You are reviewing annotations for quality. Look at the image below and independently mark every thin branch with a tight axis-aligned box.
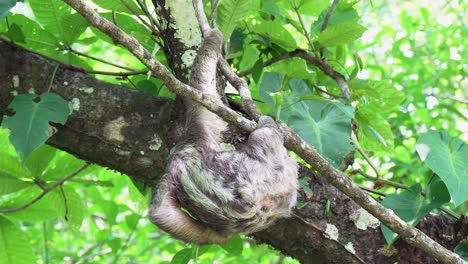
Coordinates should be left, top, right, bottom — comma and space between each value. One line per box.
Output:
311, 84, 342, 98
119, 0, 161, 40
135, 0, 162, 32
60, 1, 465, 263
321, 0, 340, 31
357, 170, 407, 189
238, 49, 350, 99
359, 185, 387, 196
209, 0, 220, 26
291, 0, 317, 53
351, 131, 382, 180
84, 69, 148, 77
0, 163, 90, 213
64, 46, 137, 71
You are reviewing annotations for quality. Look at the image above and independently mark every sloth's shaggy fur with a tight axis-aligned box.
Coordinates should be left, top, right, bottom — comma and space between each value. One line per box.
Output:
149, 29, 299, 244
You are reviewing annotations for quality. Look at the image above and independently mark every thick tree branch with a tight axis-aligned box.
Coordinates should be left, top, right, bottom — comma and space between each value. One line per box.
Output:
56, 1, 464, 263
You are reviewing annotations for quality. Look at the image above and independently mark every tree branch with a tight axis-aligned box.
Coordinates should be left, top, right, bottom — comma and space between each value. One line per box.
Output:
60, 1, 465, 263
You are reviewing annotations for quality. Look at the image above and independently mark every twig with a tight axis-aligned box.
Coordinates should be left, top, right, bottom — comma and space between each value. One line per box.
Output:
135, 0, 162, 32
47, 63, 60, 92
311, 84, 342, 98
291, 0, 317, 53
84, 69, 148, 77
357, 170, 406, 189
321, 0, 340, 31
119, 0, 161, 40
64, 46, 137, 71
0, 163, 90, 213
238, 49, 350, 99
209, 0, 220, 26
351, 131, 382, 180
359, 185, 387, 196
60, 1, 466, 263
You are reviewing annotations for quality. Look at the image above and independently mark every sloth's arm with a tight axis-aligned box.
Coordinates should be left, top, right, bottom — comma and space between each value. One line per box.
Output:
148, 177, 230, 244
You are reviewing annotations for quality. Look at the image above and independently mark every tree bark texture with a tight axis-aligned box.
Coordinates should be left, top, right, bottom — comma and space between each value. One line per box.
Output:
1, 39, 467, 264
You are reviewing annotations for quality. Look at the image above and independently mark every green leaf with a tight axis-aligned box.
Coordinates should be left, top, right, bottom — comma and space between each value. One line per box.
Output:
253, 20, 297, 51
288, 100, 354, 168
311, 7, 359, 33
0, 216, 37, 264
27, 1, 88, 44
171, 248, 192, 264
317, 22, 366, 47
0, 155, 31, 179
221, 235, 243, 255
265, 57, 314, 79
356, 107, 394, 154
41, 154, 87, 181
351, 79, 405, 112
0, 14, 59, 51
297, 0, 329, 16
259, 72, 284, 107
454, 242, 468, 261
0, 175, 32, 195
381, 180, 450, 245
216, 0, 252, 40
24, 145, 56, 178
0, 0, 16, 21
58, 13, 89, 43
299, 178, 313, 195
1, 93, 71, 160
91, 0, 144, 15
416, 131, 468, 206
60, 186, 84, 232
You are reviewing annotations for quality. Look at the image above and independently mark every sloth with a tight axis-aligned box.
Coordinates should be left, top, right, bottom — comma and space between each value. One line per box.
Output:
149, 29, 299, 244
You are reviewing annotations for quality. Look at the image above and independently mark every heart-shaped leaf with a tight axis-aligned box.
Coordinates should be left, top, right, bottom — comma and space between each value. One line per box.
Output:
2, 93, 71, 159
416, 131, 468, 206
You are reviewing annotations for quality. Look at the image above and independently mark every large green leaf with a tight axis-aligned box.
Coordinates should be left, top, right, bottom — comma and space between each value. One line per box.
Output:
0, 14, 59, 50
253, 20, 297, 51
416, 131, 468, 206
317, 22, 366, 47
259, 72, 284, 107
24, 145, 56, 178
356, 106, 394, 154
91, 0, 143, 15
0, 175, 32, 195
288, 100, 354, 168
59, 186, 84, 232
216, 0, 252, 40
0, 216, 37, 264
1, 93, 71, 160
28, 0, 88, 44
0, 155, 31, 179
258, 76, 354, 167
381, 179, 450, 245
351, 79, 405, 112
0, 0, 16, 21
455, 242, 468, 261
221, 235, 243, 255
171, 248, 192, 264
